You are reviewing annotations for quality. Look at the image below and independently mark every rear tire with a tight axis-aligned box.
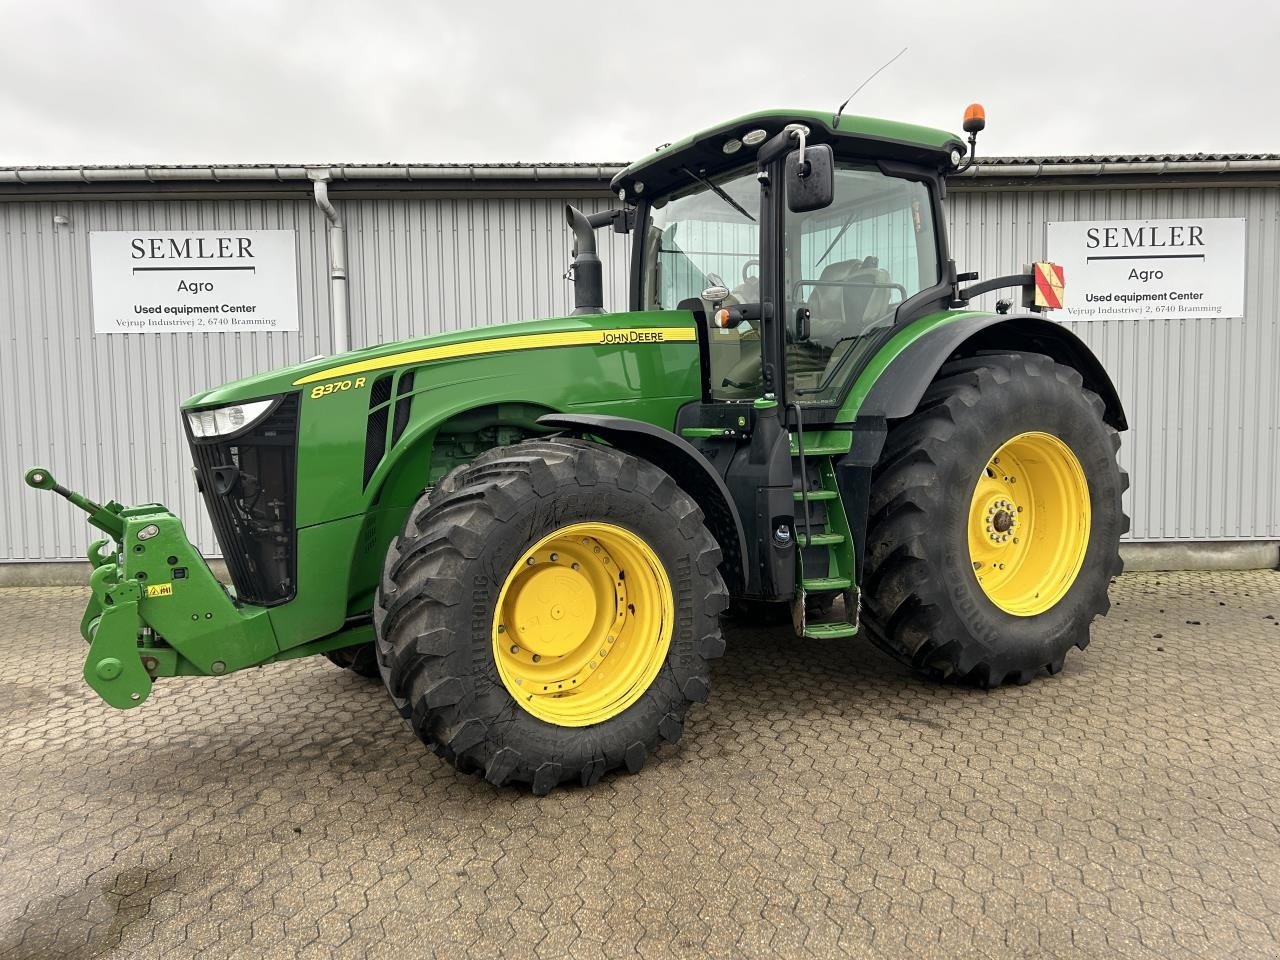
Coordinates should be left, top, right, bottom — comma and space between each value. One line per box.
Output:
862, 352, 1128, 686
374, 438, 727, 793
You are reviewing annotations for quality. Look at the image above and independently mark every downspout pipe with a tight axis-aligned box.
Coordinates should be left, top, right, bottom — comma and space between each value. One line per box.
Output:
308, 170, 350, 354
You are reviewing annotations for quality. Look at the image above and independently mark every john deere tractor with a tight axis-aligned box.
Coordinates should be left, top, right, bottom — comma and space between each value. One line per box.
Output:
28, 106, 1127, 793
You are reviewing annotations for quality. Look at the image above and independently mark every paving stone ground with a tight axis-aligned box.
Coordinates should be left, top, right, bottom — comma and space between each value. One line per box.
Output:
1, 572, 1278, 960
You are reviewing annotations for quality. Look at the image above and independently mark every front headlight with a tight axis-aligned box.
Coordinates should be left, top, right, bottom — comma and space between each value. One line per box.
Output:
186, 398, 275, 439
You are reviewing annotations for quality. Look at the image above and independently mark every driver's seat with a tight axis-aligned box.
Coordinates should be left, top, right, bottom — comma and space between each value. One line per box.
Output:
808, 255, 891, 347
789, 256, 893, 392
814, 260, 895, 385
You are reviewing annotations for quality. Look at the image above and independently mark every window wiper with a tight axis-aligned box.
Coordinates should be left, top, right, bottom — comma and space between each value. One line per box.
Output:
815, 207, 858, 268
680, 166, 756, 223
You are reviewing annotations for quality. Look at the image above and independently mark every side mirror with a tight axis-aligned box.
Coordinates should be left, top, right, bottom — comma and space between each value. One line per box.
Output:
785, 143, 834, 213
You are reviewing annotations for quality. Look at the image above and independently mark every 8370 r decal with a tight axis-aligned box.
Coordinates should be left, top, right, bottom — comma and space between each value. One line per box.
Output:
310, 377, 367, 399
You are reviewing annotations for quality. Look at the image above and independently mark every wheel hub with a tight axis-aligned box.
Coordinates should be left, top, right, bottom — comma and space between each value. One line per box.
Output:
492, 522, 673, 727
509, 565, 598, 658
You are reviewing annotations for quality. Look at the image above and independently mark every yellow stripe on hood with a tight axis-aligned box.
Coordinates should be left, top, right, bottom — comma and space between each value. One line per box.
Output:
293, 326, 697, 386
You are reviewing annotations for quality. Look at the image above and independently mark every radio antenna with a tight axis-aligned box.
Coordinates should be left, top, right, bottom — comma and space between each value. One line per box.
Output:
833, 46, 909, 127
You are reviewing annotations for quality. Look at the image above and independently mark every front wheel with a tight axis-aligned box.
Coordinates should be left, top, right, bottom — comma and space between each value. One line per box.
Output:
374, 438, 727, 793
862, 353, 1128, 686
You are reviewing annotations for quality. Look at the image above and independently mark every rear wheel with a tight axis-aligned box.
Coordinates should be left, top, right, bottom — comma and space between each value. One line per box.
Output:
374, 438, 727, 793
862, 353, 1128, 686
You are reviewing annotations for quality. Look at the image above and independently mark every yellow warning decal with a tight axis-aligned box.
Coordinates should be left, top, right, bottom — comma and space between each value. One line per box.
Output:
145, 583, 173, 598
293, 326, 698, 386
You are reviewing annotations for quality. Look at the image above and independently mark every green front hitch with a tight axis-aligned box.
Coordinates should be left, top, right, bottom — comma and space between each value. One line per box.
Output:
26, 466, 126, 540
25, 464, 283, 709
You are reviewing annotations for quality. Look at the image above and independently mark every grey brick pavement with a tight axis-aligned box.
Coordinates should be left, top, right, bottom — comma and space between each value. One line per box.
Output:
1, 572, 1278, 959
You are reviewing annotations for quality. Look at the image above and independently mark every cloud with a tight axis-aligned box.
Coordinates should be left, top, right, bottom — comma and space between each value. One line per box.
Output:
0, 0, 1271, 165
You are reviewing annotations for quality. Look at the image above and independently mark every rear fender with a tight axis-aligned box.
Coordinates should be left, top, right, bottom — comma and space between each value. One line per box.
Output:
857, 313, 1127, 429
537, 413, 749, 593
837, 312, 1126, 587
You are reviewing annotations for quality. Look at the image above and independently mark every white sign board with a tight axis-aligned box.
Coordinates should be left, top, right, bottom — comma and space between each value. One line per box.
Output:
1046, 218, 1246, 321
90, 230, 300, 333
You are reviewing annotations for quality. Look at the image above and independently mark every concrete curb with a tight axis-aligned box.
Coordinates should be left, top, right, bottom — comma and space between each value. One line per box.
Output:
0, 559, 231, 587
1119, 541, 1280, 573
1, 542, 1275, 586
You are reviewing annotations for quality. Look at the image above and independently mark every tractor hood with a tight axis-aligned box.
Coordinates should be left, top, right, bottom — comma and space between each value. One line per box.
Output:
182, 313, 694, 409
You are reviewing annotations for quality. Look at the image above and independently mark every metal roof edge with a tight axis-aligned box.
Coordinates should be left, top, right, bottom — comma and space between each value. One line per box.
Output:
1, 155, 1278, 187
0, 162, 631, 185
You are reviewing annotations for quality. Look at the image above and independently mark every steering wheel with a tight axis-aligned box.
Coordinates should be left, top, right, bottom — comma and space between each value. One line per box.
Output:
741, 259, 759, 283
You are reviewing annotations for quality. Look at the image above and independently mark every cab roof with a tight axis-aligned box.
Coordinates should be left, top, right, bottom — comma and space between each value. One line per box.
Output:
611, 109, 965, 203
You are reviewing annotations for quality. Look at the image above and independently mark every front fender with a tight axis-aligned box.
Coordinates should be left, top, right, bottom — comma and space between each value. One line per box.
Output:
537, 413, 749, 593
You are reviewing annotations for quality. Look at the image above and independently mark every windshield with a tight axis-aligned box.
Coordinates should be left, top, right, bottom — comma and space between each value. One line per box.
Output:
784, 163, 939, 403
641, 168, 761, 400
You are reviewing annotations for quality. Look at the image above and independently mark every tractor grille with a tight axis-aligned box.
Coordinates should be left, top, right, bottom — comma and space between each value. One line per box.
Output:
187, 393, 300, 606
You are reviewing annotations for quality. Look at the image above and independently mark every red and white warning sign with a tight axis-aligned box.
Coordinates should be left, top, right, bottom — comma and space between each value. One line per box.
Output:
1032, 261, 1065, 310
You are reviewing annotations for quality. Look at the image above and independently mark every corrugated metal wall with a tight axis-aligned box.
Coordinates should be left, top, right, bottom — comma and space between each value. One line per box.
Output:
947, 185, 1280, 542
0, 193, 625, 561
1, 182, 1276, 561
343, 196, 631, 346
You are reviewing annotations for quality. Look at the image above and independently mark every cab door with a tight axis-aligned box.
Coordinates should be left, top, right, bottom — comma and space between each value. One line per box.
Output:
779, 161, 943, 421
774, 161, 945, 633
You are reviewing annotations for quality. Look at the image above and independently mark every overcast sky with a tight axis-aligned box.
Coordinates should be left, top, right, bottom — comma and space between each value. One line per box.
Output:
0, 0, 1273, 167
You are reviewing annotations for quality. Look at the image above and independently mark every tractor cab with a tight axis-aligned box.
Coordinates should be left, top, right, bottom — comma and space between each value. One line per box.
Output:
615, 109, 966, 421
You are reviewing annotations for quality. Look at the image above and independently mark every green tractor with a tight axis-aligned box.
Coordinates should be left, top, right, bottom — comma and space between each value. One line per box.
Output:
28, 106, 1127, 793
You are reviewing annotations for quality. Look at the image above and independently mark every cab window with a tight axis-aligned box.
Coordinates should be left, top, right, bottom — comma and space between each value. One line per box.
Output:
784, 164, 939, 402
640, 168, 761, 400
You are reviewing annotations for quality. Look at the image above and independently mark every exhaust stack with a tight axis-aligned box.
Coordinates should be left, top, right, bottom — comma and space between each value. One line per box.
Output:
565, 204, 604, 315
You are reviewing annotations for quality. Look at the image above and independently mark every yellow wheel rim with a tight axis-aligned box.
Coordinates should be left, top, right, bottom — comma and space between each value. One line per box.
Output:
967, 431, 1091, 617
491, 522, 673, 727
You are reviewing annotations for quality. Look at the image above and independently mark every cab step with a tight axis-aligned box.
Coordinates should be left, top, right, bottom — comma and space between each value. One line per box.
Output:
799, 531, 845, 547
803, 621, 858, 640
801, 576, 852, 592
793, 489, 838, 502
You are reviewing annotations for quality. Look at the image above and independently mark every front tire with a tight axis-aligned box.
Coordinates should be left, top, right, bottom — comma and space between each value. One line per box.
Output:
862, 353, 1128, 686
374, 438, 727, 793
